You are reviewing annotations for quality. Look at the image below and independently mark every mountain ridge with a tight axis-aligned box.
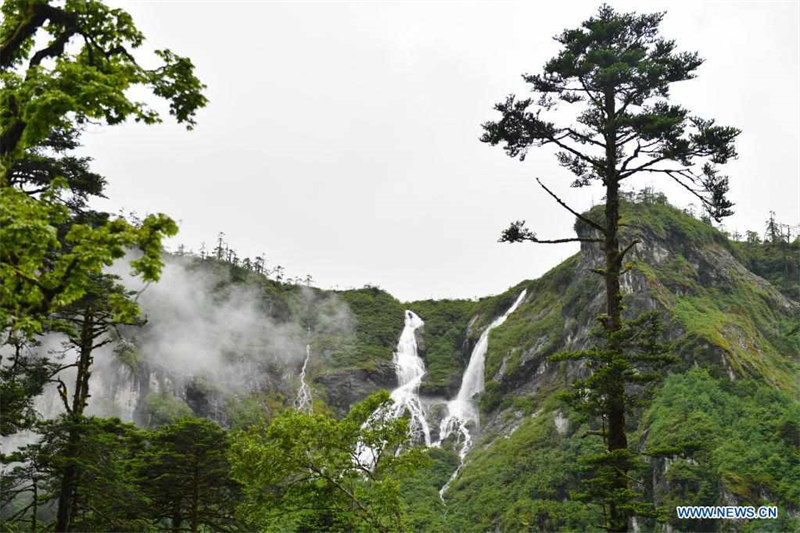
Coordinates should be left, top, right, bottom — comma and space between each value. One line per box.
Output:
36, 198, 798, 531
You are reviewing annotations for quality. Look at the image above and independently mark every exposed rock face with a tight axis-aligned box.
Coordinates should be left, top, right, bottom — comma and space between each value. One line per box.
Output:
477, 204, 798, 426
316, 361, 397, 415
36, 202, 794, 530
438, 203, 799, 530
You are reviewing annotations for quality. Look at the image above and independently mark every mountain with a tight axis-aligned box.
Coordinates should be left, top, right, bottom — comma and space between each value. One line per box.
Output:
45, 199, 799, 531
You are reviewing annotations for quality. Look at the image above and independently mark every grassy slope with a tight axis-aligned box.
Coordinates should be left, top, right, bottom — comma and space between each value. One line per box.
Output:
162, 203, 799, 530
432, 201, 800, 530
406, 298, 477, 395
619, 202, 800, 394
329, 286, 404, 369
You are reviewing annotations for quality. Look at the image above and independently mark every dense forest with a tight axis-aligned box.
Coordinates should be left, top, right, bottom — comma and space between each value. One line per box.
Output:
1, 2, 798, 533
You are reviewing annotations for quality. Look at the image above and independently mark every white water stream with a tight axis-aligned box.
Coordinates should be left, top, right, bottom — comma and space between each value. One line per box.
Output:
356, 310, 431, 468
436, 289, 527, 497
295, 331, 313, 412
389, 310, 432, 445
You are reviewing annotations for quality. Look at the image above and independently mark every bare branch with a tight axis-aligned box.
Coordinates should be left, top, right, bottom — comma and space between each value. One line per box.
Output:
618, 155, 673, 179
565, 127, 605, 148
619, 240, 640, 261
536, 177, 607, 235
546, 133, 601, 169
659, 170, 713, 209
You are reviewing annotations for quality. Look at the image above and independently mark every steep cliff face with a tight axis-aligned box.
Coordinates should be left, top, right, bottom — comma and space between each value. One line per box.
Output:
434, 201, 799, 531
474, 201, 798, 421
76, 200, 797, 530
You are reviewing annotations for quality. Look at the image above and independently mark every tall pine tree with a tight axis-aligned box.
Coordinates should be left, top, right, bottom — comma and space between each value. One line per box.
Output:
482, 5, 739, 531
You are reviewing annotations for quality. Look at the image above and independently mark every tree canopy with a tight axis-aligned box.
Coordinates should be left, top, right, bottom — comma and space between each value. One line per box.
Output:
482, 5, 739, 531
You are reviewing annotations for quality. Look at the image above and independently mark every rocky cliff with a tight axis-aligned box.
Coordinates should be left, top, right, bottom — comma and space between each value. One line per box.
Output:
73, 199, 798, 531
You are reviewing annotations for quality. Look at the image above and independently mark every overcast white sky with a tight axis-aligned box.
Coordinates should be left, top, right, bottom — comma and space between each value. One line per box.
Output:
86, 0, 799, 302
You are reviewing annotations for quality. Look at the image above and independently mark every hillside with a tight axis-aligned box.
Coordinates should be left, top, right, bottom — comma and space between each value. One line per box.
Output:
60, 200, 800, 531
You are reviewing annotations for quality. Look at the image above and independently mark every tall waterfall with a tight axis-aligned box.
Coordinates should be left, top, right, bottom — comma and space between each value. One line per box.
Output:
436, 289, 528, 496
356, 310, 431, 468
295, 330, 313, 412
389, 310, 431, 446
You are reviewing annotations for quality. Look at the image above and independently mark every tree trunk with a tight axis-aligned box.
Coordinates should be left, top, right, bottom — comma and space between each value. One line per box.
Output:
31, 477, 38, 533
54, 430, 79, 532
603, 89, 628, 533
55, 310, 94, 532
171, 504, 182, 533
190, 461, 200, 533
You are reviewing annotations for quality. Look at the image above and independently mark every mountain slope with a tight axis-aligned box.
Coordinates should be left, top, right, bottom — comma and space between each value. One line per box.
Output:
63, 199, 798, 531
422, 200, 799, 531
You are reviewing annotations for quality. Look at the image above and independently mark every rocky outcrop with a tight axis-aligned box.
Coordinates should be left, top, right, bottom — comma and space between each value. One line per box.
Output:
316, 361, 397, 415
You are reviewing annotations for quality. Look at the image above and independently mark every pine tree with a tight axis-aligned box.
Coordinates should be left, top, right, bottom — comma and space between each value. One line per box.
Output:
50, 275, 144, 532
482, 5, 738, 530
137, 418, 240, 532
765, 210, 781, 244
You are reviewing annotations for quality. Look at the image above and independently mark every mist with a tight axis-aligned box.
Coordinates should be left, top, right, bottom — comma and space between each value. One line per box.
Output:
11, 256, 356, 429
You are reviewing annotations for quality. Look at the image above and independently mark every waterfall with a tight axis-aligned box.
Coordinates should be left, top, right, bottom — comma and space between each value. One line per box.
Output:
295, 329, 313, 412
356, 310, 431, 468
436, 289, 527, 497
389, 310, 431, 446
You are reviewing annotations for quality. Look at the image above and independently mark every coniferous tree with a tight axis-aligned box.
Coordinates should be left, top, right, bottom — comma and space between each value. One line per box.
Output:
138, 418, 240, 533
2, 417, 149, 532
482, 5, 738, 530
49, 275, 144, 531
765, 210, 781, 244
230, 391, 427, 532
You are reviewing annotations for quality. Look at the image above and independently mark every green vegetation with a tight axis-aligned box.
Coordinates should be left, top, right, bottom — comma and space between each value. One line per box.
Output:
397, 447, 458, 532
733, 237, 800, 300
445, 407, 605, 531
482, 3, 740, 527
1, 2, 797, 532
482, 255, 595, 387
333, 287, 404, 368
1, 415, 240, 532
145, 393, 193, 427
643, 369, 800, 531
229, 391, 427, 532
613, 201, 800, 393
407, 298, 477, 395
138, 418, 240, 532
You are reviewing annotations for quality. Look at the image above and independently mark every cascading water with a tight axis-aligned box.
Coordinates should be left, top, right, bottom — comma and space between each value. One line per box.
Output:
389, 310, 431, 446
356, 310, 431, 467
294, 330, 313, 412
436, 289, 528, 497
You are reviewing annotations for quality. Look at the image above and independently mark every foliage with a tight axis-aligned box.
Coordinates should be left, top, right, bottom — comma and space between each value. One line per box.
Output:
7, 126, 105, 210
406, 298, 477, 395
397, 446, 458, 532
333, 287, 404, 368
642, 368, 800, 531
549, 312, 675, 522
145, 392, 194, 427
444, 408, 605, 532
0, 334, 59, 436
0, 0, 206, 179
229, 391, 428, 532
0, 0, 205, 330
225, 392, 288, 430
0, 185, 177, 336
733, 236, 800, 301
0, 0, 204, 441
0, 416, 150, 532
1, 416, 241, 532
137, 418, 241, 532
481, 4, 739, 530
